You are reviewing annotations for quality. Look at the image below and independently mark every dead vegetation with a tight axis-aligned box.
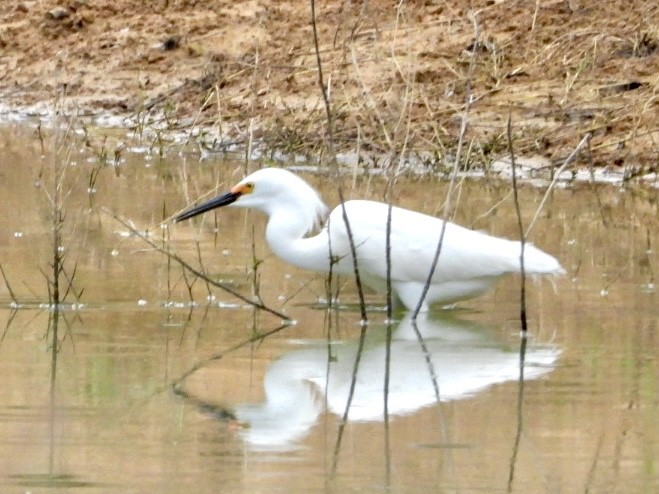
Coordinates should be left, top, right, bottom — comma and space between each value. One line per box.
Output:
0, 0, 657, 173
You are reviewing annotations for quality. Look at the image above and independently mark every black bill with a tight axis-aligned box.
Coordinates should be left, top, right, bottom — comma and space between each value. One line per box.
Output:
175, 191, 240, 222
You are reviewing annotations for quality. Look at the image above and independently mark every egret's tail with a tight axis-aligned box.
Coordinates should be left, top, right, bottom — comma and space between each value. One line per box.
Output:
520, 244, 565, 275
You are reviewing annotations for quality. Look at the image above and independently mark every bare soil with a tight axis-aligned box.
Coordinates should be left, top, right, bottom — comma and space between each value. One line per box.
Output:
1, 0, 657, 174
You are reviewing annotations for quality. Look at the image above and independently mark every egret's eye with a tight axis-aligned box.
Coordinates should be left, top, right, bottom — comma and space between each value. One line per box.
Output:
243, 182, 254, 193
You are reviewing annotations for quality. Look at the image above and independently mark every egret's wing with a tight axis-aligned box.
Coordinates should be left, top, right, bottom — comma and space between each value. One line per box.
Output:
329, 200, 554, 285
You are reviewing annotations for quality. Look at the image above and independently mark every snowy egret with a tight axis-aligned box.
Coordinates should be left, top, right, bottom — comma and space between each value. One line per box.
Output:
175, 168, 564, 311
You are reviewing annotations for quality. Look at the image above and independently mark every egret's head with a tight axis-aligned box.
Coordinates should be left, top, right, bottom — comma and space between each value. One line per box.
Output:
175, 168, 328, 233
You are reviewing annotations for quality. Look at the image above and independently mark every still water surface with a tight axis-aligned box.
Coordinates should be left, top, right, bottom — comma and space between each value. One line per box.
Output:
0, 124, 657, 493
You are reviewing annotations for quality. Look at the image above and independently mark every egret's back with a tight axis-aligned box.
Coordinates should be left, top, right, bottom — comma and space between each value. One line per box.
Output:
326, 200, 563, 295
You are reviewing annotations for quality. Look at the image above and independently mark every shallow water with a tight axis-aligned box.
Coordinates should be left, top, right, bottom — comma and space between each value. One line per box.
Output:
0, 123, 657, 493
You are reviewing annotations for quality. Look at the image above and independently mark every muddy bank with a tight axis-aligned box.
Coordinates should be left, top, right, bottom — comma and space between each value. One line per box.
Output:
1, 0, 658, 179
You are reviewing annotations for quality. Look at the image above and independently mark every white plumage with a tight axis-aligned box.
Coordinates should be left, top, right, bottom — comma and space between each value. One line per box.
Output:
176, 167, 564, 311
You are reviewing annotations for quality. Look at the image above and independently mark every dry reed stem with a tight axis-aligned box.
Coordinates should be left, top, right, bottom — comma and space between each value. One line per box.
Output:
526, 132, 593, 237
0, 264, 19, 306
310, 0, 369, 323
507, 114, 528, 332
410, 11, 482, 321
105, 210, 291, 321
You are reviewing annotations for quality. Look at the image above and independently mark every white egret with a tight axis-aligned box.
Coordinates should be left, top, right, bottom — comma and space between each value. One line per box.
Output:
175, 168, 564, 311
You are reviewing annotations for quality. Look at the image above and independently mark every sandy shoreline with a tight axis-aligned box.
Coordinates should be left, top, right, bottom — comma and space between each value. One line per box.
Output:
1, 0, 657, 185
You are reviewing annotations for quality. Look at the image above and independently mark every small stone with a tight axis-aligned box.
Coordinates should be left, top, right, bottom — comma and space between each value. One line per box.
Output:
46, 6, 70, 20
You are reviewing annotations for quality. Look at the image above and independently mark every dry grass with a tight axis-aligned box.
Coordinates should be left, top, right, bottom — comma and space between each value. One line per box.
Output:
0, 0, 657, 173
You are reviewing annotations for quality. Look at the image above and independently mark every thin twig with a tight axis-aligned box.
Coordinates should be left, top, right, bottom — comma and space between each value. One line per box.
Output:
507, 114, 528, 332
506, 336, 528, 492
332, 324, 369, 473
172, 321, 291, 392
104, 209, 291, 321
526, 133, 592, 237
310, 0, 368, 322
385, 202, 394, 318
411, 12, 481, 320
383, 319, 393, 485
0, 263, 19, 305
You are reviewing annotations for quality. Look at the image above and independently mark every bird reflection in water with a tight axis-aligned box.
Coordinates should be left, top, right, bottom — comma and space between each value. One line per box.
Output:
178, 312, 559, 451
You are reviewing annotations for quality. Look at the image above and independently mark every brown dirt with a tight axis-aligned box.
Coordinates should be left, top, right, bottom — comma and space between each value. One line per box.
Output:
1, 0, 658, 174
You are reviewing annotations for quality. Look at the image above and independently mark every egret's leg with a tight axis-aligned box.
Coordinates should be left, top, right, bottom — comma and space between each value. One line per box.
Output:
393, 282, 431, 312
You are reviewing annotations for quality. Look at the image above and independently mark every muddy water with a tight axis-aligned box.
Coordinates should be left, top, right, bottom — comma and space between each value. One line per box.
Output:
0, 123, 657, 493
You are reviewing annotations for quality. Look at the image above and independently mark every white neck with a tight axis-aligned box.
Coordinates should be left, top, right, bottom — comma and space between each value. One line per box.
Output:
264, 211, 332, 273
